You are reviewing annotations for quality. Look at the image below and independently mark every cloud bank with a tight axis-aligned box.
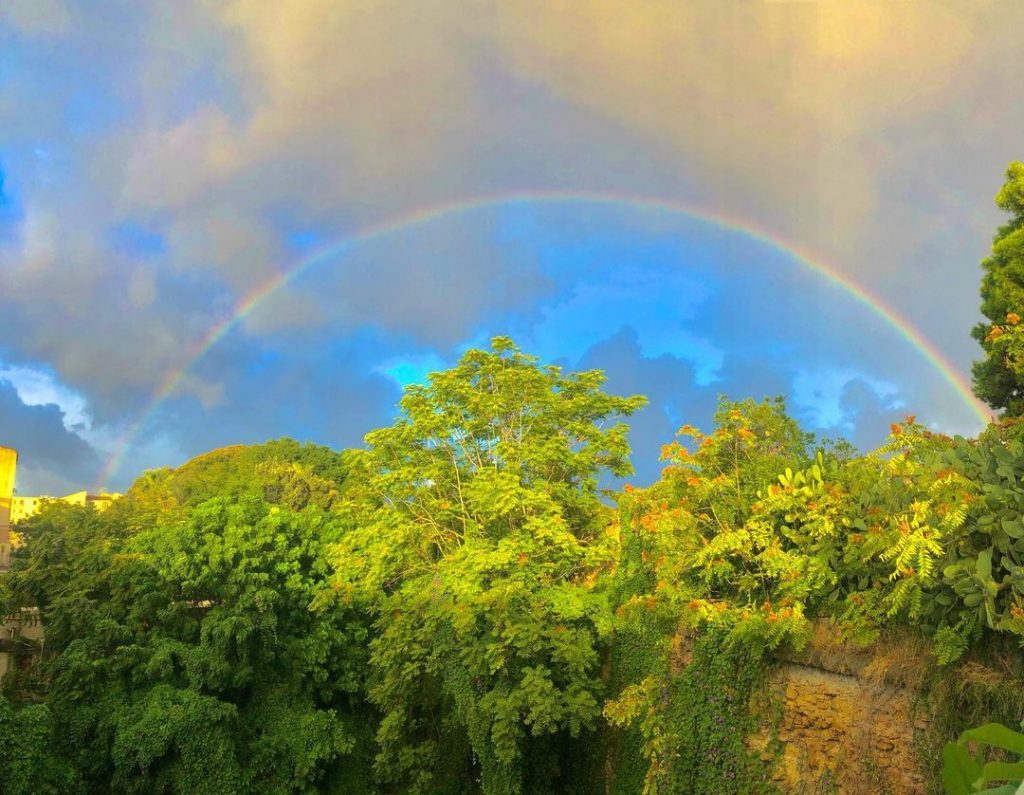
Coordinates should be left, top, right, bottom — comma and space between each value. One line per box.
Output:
0, 0, 1018, 490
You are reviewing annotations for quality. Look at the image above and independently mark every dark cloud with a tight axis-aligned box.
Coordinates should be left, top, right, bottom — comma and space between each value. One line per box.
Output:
823, 378, 912, 453
0, 378, 99, 492
578, 327, 720, 486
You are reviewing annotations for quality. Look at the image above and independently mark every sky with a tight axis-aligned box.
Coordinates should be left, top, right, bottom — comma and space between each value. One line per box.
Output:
1, 0, 1022, 494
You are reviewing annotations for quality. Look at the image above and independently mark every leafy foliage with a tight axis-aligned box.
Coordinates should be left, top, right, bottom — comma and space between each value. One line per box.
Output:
0, 697, 77, 793
973, 161, 1024, 414
3, 441, 368, 793
335, 337, 645, 794
943, 720, 1024, 794
6, 334, 1024, 793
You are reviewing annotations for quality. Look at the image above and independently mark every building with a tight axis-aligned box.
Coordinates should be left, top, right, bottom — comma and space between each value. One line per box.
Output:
0, 446, 15, 572
10, 489, 122, 524
0, 447, 122, 681
0, 446, 38, 680
0, 607, 43, 681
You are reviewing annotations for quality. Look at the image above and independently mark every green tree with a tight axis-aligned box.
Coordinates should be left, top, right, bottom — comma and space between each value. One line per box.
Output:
3, 442, 370, 794
973, 161, 1024, 414
0, 697, 77, 793
336, 337, 645, 795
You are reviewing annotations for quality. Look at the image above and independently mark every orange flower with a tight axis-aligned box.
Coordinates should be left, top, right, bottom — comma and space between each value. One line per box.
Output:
905, 414, 916, 425
1008, 312, 1021, 326
890, 423, 903, 435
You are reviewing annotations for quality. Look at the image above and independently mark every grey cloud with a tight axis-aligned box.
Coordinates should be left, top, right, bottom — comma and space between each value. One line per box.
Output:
577, 327, 721, 486
0, 378, 99, 493
0, 0, 1019, 489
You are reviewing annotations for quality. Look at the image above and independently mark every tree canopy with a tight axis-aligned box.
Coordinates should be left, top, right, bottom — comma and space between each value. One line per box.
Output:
3, 333, 1024, 793
973, 161, 1024, 414
335, 337, 645, 794
2, 441, 369, 794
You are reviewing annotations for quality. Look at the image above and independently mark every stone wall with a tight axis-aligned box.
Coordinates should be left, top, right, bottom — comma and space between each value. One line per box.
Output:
743, 625, 938, 795
751, 661, 931, 794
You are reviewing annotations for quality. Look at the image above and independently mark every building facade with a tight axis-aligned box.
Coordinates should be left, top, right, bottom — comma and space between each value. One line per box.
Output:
1, 447, 123, 680
10, 489, 122, 524
0, 446, 15, 572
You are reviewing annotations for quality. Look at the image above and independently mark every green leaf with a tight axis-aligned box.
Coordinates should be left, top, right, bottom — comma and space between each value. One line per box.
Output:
1003, 520, 1024, 539
978, 549, 994, 581
959, 723, 1024, 756
943, 742, 982, 795
981, 760, 1024, 783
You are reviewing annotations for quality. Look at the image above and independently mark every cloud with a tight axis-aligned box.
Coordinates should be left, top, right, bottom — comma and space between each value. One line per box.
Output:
792, 368, 900, 432
577, 327, 719, 485
0, 0, 1017, 490
0, 363, 91, 430
0, 378, 99, 493
1, 0, 72, 38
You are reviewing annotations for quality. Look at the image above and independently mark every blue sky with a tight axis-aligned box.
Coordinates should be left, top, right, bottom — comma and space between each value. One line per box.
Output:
0, 0, 1020, 493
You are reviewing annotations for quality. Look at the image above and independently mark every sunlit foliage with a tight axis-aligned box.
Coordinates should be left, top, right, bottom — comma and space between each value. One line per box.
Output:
4, 338, 1024, 793
334, 337, 645, 794
973, 160, 1024, 414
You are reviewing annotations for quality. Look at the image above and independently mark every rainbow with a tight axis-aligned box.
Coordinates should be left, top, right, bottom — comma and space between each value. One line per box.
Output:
96, 191, 992, 488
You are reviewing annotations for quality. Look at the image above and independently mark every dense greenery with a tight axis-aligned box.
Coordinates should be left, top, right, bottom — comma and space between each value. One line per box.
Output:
1, 441, 369, 794
334, 338, 645, 794
974, 161, 1024, 414
3, 329, 1024, 792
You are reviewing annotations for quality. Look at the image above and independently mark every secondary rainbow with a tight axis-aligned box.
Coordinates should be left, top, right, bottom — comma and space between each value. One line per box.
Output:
96, 191, 992, 488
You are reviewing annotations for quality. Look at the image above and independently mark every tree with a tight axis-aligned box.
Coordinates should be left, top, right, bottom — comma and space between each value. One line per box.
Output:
973, 161, 1024, 414
336, 337, 645, 794
0, 697, 77, 794
3, 442, 370, 794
